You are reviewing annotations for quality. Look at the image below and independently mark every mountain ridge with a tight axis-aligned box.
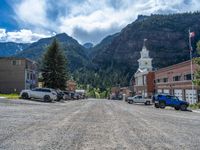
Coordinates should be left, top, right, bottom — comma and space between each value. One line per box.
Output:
15, 33, 89, 71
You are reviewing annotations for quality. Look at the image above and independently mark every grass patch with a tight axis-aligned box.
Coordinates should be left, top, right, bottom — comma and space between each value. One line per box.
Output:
189, 103, 200, 110
0, 93, 20, 99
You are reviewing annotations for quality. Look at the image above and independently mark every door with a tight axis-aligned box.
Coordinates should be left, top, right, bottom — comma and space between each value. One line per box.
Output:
138, 95, 145, 103
170, 96, 180, 106
174, 89, 183, 100
185, 89, 197, 104
29, 89, 38, 98
134, 96, 142, 103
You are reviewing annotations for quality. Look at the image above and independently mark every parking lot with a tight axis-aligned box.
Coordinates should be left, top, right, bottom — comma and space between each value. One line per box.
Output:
0, 98, 200, 150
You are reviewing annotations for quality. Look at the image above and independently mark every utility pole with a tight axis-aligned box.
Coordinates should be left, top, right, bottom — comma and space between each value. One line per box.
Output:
189, 28, 194, 104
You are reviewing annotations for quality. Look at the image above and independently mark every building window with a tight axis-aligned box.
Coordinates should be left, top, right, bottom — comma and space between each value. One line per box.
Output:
143, 75, 146, 85
27, 73, 30, 80
12, 60, 17, 66
173, 75, 181, 81
157, 79, 160, 83
30, 73, 33, 80
184, 74, 192, 80
11, 60, 21, 66
163, 78, 168, 83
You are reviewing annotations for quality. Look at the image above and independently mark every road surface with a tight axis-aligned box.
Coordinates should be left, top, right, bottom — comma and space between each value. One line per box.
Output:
0, 99, 200, 150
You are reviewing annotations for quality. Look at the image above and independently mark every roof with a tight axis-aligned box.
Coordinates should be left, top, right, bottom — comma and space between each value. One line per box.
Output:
0, 57, 36, 63
155, 60, 193, 73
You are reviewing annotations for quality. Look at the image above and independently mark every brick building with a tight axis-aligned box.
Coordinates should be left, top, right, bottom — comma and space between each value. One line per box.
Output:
155, 60, 199, 104
67, 80, 77, 91
0, 57, 38, 93
110, 86, 133, 99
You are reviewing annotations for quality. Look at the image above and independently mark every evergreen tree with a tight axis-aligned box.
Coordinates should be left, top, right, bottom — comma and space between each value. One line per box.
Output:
41, 39, 68, 90
194, 40, 200, 86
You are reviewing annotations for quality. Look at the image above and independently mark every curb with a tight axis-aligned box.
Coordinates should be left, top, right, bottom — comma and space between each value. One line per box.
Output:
192, 110, 200, 113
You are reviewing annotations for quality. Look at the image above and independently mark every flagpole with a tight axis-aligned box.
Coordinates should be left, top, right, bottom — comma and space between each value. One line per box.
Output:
189, 28, 194, 104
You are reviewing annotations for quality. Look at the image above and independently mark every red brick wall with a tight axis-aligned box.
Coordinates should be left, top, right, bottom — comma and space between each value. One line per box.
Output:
147, 72, 155, 97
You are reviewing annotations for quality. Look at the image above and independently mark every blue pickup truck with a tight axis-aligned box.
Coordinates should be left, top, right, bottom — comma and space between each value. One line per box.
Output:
154, 94, 189, 111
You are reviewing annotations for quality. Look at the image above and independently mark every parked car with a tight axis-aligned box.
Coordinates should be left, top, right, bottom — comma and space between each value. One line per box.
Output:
62, 91, 71, 100
20, 88, 57, 102
127, 95, 151, 105
55, 89, 65, 101
75, 90, 86, 99
154, 94, 189, 111
110, 94, 123, 100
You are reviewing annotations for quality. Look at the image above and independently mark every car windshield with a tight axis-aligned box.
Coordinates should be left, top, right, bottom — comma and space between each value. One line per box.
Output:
171, 96, 179, 100
31, 88, 39, 91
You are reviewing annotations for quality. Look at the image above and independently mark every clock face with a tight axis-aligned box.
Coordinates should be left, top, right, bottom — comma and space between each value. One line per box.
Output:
144, 61, 148, 65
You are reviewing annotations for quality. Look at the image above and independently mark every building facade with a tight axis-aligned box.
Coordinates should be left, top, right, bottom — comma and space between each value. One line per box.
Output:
67, 80, 77, 91
134, 39, 155, 98
110, 86, 133, 100
155, 60, 199, 104
0, 57, 38, 93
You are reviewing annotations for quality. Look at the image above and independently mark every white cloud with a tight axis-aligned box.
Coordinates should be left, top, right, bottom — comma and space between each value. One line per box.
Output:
14, 0, 49, 27
0, 29, 7, 41
5, 0, 200, 44
0, 28, 52, 43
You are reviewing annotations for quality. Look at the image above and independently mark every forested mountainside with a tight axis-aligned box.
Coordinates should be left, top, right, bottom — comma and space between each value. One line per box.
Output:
0, 42, 30, 56
16, 33, 89, 71
75, 12, 200, 90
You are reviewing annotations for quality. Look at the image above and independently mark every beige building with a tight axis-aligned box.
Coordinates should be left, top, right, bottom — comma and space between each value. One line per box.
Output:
0, 57, 38, 93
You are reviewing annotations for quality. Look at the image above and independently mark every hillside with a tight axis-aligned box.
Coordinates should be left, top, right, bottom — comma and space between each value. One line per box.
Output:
0, 42, 30, 56
16, 33, 89, 71
92, 12, 200, 73
72, 12, 200, 90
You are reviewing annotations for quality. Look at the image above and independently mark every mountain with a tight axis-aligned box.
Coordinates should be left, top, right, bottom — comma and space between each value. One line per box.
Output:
16, 33, 89, 71
0, 42, 30, 56
83, 43, 93, 49
91, 12, 200, 74
89, 33, 119, 60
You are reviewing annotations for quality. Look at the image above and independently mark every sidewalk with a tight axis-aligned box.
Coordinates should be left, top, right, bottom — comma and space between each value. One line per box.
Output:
192, 109, 200, 113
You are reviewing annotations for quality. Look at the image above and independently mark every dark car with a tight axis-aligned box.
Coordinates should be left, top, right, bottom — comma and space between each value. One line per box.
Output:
63, 91, 71, 100
55, 90, 65, 101
154, 94, 189, 111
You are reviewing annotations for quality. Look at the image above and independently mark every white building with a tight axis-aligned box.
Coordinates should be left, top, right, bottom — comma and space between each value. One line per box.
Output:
134, 39, 154, 98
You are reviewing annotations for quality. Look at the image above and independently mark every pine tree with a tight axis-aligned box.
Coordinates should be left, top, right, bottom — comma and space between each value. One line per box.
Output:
41, 39, 68, 90
194, 41, 200, 86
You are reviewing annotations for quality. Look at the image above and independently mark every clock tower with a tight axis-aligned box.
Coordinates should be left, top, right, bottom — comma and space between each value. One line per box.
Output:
137, 39, 152, 71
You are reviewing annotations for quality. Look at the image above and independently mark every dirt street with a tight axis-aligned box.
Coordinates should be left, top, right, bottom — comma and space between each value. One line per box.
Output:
0, 99, 200, 150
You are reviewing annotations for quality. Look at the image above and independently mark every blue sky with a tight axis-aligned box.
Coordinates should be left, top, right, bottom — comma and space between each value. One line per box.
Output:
0, 0, 199, 44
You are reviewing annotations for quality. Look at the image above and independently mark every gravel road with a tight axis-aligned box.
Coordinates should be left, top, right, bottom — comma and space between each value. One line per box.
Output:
0, 98, 200, 150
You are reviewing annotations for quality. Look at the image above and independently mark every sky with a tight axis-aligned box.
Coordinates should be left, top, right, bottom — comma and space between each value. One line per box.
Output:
0, 0, 200, 44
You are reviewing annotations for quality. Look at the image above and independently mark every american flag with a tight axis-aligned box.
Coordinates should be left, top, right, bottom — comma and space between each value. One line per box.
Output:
189, 32, 195, 38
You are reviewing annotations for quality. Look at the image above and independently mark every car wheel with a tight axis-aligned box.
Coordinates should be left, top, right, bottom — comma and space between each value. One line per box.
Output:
159, 102, 166, 109
44, 95, 51, 102
180, 104, 187, 111
174, 106, 180, 110
155, 103, 159, 108
22, 92, 29, 99
145, 101, 150, 105
128, 100, 133, 104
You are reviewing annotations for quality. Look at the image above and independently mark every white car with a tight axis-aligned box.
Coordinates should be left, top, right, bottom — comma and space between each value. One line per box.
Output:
127, 95, 151, 105
20, 88, 57, 102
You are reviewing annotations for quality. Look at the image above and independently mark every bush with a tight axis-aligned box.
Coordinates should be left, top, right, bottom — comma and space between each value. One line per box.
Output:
0, 93, 20, 99
189, 103, 200, 109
